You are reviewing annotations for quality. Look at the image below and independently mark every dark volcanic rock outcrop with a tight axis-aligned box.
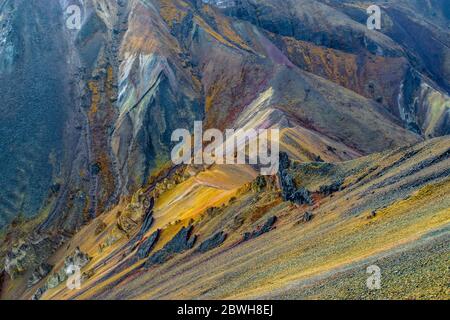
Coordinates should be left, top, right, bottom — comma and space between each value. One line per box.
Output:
145, 225, 197, 267
4, 235, 64, 279
133, 209, 154, 244
31, 247, 91, 300
278, 153, 313, 205
27, 263, 53, 288
303, 211, 313, 223
243, 216, 277, 241
296, 211, 313, 224
319, 180, 344, 197
197, 231, 227, 253
290, 188, 313, 205
136, 230, 160, 260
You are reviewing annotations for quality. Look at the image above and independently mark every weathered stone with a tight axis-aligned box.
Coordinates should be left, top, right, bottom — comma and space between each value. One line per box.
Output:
367, 210, 377, 219
136, 230, 160, 260
27, 263, 53, 288
32, 247, 91, 299
303, 211, 313, 222
163, 225, 197, 254
145, 225, 197, 267
280, 173, 297, 201
319, 180, 343, 196
278, 153, 313, 204
134, 210, 154, 243
279, 152, 290, 171
197, 231, 227, 253
46, 271, 65, 289
66, 247, 91, 269
290, 187, 312, 205
243, 216, 277, 241
252, 176, 267, 192
32, 286, 47, 301
4, 235, 61, 279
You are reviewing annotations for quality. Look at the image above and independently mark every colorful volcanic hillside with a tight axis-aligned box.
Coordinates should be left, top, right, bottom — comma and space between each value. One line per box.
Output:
0, 0, 449, 300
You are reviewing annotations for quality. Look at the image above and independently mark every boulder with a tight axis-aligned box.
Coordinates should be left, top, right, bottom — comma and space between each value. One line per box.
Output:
196, 231, 227, 253
243, 216, 277, 241
319, 180, 343, 196
145, 225, 197, 267
136, 230, 160, 260
4, 235, 61, 279
27, 263, 53, 288
303, 211, 313, 222
280, 173, 297, 201
279, 152, 290, 171
367, 210, 377, 219
290, 188, 312, 205
32, 247, 91, 299
163, 225, 197, 254
46, 271, 65, 289
32, 286, 47, 301
277, 153, 313, 205
252, 176, 267, 193
130, 209, 154, 246
68, 247, 91, 268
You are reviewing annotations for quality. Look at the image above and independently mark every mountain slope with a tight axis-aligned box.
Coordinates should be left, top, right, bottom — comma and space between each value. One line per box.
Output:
3, 136, 447, 300
1, 0, 447, 230
0, 0, 449, 300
